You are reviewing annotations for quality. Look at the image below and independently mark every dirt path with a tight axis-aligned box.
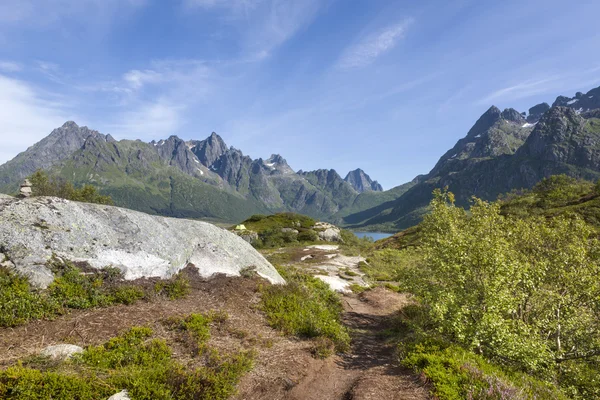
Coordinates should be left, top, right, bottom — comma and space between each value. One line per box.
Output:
282, 288, 428, 400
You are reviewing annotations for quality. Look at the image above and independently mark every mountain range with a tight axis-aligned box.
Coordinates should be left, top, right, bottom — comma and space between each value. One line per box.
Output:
344, 85, 600, 231
0, 122, 387, 223
1, 85, 600, 231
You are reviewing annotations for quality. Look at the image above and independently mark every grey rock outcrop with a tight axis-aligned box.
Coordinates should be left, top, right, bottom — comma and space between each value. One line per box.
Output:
0, 196, 285, 288
41, 344, 84, 360
314, 222, 343, 242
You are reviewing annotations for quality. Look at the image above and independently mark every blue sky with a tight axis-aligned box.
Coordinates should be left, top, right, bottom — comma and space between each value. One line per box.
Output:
1, 0, 600, 189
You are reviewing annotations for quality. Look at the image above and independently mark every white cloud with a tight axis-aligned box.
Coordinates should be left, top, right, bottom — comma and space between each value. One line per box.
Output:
0, 74, 72, 164
123, 69, 166, 90
108, 100, 186, 139
478, 70, 600, 105
0, 61, 22, 72
478, 77, 558, 104
338, 19, 413, 69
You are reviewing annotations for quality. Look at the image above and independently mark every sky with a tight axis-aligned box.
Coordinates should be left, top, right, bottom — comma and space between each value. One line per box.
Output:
1, 0, 600, 189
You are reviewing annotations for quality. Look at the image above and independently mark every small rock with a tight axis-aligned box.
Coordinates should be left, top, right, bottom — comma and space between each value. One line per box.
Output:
108, 390, 130, 400
300, 255, 313, 261
41, 344, 84, 360
307, 245, 339, 251
282, 377, 296, 390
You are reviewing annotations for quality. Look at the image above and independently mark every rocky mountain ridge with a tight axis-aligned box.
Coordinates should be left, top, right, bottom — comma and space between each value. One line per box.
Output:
342, 84, 600, 231
0, 123, 384, 223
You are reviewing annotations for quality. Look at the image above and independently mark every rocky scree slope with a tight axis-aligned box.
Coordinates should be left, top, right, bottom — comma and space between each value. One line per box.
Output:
0, 195, 284, 288
343, 84, 600, 231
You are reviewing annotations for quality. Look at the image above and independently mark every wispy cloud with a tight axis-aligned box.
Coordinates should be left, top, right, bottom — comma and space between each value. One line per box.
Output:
478, 77, 559, 104
108, 100, 186, 139
0, 74, 73, 164
478, 68, 600, 105
338, 18, 413, 69
184, 0, 323, 56
0, 61, 22, 72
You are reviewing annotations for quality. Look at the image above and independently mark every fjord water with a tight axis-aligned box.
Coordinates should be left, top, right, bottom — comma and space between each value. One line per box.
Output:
353, 231, 394, 241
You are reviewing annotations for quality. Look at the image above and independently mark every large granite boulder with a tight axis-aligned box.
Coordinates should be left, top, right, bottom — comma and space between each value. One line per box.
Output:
0, 196, 285, 288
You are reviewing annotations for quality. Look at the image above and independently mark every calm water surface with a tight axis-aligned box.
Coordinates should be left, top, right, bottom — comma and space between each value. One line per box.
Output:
353, 231, 394, 241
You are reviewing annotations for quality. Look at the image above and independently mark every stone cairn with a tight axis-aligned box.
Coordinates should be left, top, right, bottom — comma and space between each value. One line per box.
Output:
19, 179, 33, 198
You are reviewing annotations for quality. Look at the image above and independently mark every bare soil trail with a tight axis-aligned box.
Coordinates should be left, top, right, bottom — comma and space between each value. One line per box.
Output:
280, 288, 428, 400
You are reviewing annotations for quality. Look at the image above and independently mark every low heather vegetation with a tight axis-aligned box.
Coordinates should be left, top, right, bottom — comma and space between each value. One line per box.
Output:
261, 266, 350, 355
0, 319, 254, 399
0, 258, 191, 328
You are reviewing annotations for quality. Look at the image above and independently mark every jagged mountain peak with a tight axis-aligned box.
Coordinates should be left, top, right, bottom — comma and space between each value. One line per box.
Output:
551, 85, 600, 114
261, 154, 294, 175
344, 169, 383, 192
501, 108, 525, 123
188, 132, 228, 168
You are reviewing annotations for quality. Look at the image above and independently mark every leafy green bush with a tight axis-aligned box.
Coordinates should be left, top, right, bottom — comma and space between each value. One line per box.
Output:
261, 268, 350, 352
29, 170, 114, 205
297, 229, 319, 242
402, 189, 600, 398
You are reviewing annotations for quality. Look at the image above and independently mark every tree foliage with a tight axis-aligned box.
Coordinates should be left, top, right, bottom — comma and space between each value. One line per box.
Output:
407, 189, 600, 397
29, 170, 113, 205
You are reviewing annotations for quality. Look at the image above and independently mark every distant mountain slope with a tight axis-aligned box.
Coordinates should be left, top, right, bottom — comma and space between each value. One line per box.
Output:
344, 84, 600, 231
0, 122, 389, 223
344, 169, 383, 192
0, 122, 113, 192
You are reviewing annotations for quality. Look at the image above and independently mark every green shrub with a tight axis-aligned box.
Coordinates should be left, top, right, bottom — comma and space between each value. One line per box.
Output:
0, 326, 254, 400
261, 268, 350, 352
181, 313, 213, 349
0, 259, 178, 328
111, 285, 146, 305
0, 268, 57, 327
48, 264, 112, 309
154, 273, 191, 300
401, 339, 568, 400
297, 229, 319, 242
0, 366, 108, 399
29, 170, 113, 205
401, 188, 600, 397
